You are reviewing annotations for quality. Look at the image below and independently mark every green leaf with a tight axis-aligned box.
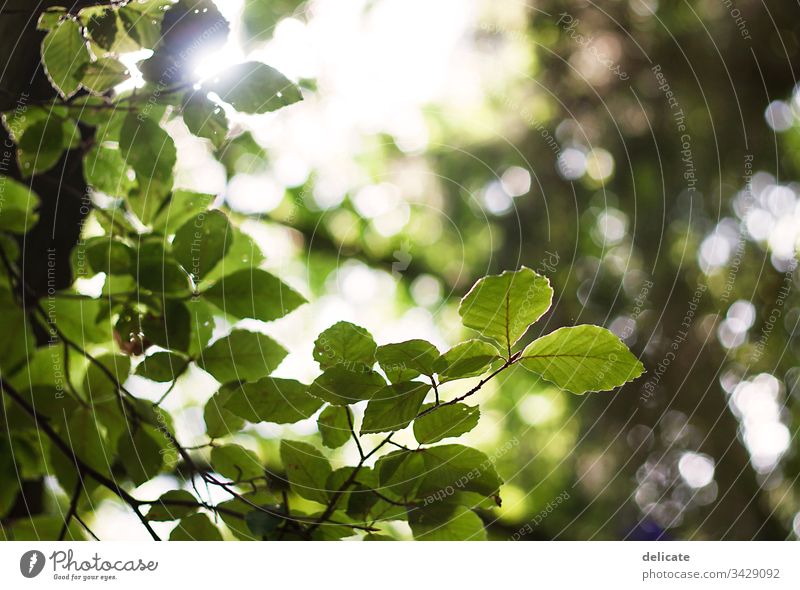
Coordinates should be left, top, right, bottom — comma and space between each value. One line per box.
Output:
38, 7, 67, 31
210, 444, 263, 482
223, 378, 323, 424
0, 176, 39, 233
308, 367, 386, 406
240, 0, 304, 46
146, 490, 200, 521
46, 296, 109, 345
1, 515, 84, 541
185, 298, 215, 355
117, 426, 165, 486
306, 515, 356, 540
159, 0, 229, 55
244, 509, 284, 539
340, 468, 381, 521
128, 300, 192, 354
458, 267, 553, 354
434, 340, 502, 382
280, 440, 331, 505
375, 450, 424, 499
41, 18, 90, 98
118, 0, 171, 49
414, 403, 480, 444
216, 131, 268, 177
418, 444, 502, 498
6, 387, 77, 429
313, 321, 377, 371
81, 58, 130, 93
52, 407, 111, 490
361, 382, 430, 435
409, 503, 486, 541
215, 490, 277, 539
317, 405, 351, 449
204, 269, 306, 322
204, 386, 246, 439
324, 467, 359, 512
119, 112, 177, 208
170, 513, 223, 540
84, 236, 134, 275
12, 111, 79, 177
135, 351, 187, 382
15, 116, 77, 176
135, 240, 192, 295
80, 353, 132, 402
205, 62, 303, 114
80, 6, 118, 50
172, 209, 232, 282
376, 339, 439, 383
198, 330, 287, 384
202, 227, 265, 285
153, 190, 215, 234
520, 325, 645, 394
84, 144, 134, 196
182, 92, 229, 148
8, 347, 65, 393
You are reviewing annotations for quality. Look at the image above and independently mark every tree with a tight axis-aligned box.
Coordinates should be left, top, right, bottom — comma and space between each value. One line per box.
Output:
0, 1, 642, 540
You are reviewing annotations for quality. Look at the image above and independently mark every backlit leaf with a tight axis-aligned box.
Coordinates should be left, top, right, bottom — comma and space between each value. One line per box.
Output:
413, 403, 480, 444
198, 330, 287, 384
520, 325, 645, 394
204, 269, 306, 322
205, 62, 302, 114
376, 339, 439, 384
458, 267, 553, 354
313, 321, 376, 371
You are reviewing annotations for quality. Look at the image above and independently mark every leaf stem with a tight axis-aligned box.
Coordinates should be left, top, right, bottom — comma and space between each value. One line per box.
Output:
346, 408, 365, 460
416, 350, 522, 421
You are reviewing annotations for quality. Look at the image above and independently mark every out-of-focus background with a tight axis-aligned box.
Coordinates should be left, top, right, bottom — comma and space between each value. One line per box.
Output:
84, 0, 800, 539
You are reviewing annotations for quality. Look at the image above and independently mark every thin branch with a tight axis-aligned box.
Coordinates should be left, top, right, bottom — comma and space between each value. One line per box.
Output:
345, 409, 365, 460
129, 504, 160, 540
153, 361, 191, 406
387, 440, 411, 451
58, 478, 84, 541
357, 485, 411, 507
74, 513, 101, 541
138, 497, 243, 520
430, 375, 440, 405
416, 351, 522, 421
0, 378, 162, 540
306, 434, 394, 535
60, 339, 88, 406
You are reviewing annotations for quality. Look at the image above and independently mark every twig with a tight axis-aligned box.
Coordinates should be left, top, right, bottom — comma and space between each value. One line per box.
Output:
154, 362, 191, 405
416, 351, 522, 421
345, 409, 364, 460
357, 484, 411, 507
0, 378, 162, 540
306, 434, 394, 535
430, 375, 440, 405
58, 478, 84, 541
74, 513, 101, 541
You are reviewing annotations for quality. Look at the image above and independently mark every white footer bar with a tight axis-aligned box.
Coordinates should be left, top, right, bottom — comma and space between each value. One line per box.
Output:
1, 541, 797, 589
